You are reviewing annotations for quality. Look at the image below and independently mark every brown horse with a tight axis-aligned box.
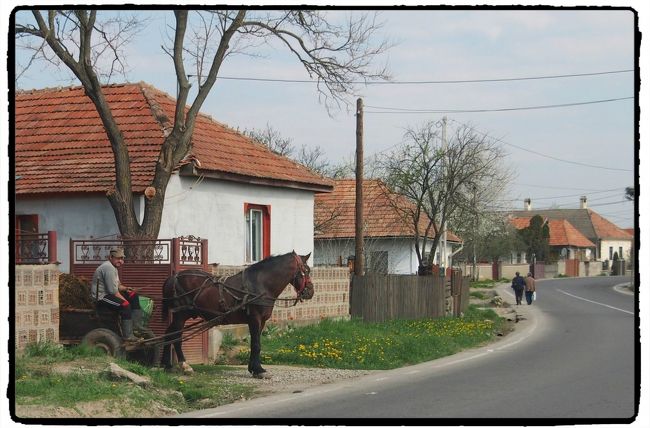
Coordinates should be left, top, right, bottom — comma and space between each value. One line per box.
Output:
161, 251, 314, 377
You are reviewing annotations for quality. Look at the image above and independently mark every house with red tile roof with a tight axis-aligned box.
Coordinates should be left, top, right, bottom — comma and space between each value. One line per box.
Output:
509, 216, 596, 261
314, 179, 462, 274
510, 197, 632, 265
15, 83, 333, 271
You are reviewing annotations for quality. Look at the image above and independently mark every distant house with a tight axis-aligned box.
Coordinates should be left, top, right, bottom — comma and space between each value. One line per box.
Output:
510, 197, 632, 264
509, 217, 596, 262
15, 83, 333, 272
313, 179, 462, 274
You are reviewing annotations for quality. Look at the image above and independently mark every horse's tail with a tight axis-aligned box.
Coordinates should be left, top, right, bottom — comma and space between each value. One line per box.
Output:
162, 274, 176, 322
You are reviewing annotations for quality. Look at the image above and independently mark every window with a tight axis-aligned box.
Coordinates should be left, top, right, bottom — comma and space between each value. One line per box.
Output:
15, 214, 39, 262
619, 247, 623, 260
368, 251, 388, 274
609, 246, 613, 260
245, 204, 270, 263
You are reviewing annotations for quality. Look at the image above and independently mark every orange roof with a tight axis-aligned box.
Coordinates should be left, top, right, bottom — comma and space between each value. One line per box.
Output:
589, 210, 633, 240
15, 83, 332, 195
510, 217, 595, 248
314, 179, 462, 242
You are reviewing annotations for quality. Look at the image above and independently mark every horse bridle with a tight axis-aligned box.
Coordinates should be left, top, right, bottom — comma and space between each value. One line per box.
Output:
291, 253, 311, 296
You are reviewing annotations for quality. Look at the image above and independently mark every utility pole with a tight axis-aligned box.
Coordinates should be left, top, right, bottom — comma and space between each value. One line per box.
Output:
440, 116, 448, 276
354, 98, 364, 276
472, 184, 478, 281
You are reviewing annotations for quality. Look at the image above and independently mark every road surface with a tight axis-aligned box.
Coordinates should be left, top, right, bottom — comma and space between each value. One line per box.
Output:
179, 276, 637, 422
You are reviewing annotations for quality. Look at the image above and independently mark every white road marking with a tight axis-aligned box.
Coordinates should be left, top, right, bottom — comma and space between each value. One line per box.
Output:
557, 289, 634, 315
374, 377, 389, 381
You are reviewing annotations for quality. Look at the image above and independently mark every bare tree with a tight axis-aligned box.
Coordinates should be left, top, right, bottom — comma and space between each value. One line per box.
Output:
15, 9, 390, 239
244, 123, 295, 157
380, 120, 511, 271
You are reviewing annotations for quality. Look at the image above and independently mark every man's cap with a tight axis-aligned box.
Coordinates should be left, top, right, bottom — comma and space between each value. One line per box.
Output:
110, 248, 125, 258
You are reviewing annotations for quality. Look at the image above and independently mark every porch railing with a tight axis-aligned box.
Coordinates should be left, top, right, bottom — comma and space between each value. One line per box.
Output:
15, 231, 58, 265
70, 235, 208, 268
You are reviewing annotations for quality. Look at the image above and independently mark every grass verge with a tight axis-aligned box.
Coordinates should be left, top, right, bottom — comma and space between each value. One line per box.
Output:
15, 342, 256, 416
240, 305, 507, 370
15, 305, 509, 417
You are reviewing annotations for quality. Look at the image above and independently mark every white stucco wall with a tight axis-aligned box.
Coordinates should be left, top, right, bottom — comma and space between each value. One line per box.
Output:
16, 174, 316, 272
16, 194, 125, 272
600, 238, 633, 262
158, 175, 315, 266
314, 236, 455, 275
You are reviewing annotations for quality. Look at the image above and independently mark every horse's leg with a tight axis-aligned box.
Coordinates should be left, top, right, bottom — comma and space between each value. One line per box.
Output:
161, 314, 177, 370
173, 312, 194, 374
162, 312, 193, 374
247, 315, 267, 378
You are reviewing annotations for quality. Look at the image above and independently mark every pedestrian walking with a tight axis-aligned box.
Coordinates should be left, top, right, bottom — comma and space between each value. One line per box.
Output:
511, 271, 525, 305
525, 272, 536, 305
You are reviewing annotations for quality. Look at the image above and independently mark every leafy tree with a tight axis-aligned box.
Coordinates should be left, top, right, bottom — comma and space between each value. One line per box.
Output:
15, 9, 389, 239
517, 215, 550, 263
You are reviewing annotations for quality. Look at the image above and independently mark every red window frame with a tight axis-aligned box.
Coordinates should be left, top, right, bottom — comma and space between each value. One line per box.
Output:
244, 203, 271, 262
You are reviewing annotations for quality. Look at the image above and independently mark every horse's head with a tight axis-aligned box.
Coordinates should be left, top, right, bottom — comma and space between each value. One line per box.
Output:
291, 252, 314, 300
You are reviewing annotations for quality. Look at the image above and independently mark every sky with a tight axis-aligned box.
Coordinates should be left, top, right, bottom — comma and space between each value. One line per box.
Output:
10, 7, 639, 228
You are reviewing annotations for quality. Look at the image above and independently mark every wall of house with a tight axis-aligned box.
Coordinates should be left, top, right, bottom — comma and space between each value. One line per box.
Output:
314, 237, 455, 275
600, 239, 633, 262
16, 174, 315, 272
16, 195, 124, 272
314, 237, 415, 273
160, 175, 315, 266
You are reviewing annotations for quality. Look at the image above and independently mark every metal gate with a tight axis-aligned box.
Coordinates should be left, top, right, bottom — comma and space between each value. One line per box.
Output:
70, 236, 209, 364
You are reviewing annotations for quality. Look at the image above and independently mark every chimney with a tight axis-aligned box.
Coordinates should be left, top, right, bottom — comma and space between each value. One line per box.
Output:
524, 198, 532, 211
580, 196, 587, 209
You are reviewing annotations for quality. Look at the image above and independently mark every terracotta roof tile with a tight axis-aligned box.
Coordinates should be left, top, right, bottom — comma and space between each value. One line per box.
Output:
588, 210, 633, 239
315, 179, 462, 242
15, 82, 331, 195
509, 217, 595, 247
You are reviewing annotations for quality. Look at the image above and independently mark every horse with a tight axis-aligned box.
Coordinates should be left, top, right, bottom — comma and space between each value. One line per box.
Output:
161, 251, 314, 377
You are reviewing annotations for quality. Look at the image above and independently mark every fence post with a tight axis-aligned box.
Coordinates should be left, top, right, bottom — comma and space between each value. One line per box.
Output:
172, 238, 180, 273
201, 239, 208, 270
47, 231, 57, 264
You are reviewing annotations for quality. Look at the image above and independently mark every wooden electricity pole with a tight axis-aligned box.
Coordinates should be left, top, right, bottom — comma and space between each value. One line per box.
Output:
354, 98, 364, 276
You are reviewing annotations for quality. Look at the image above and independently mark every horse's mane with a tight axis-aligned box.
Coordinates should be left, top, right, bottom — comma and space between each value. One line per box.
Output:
245, 252, 293, 274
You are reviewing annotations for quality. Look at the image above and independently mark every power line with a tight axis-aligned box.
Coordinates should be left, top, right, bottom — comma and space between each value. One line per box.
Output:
503, 188, 623, 202
511, 183, 625, 192
448, 118, 632, 172
214, 69, 633, 85
365, 96, 633, 114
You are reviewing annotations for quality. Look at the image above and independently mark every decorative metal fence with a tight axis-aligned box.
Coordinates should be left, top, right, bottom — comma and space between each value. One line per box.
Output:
15, 231, 58, 265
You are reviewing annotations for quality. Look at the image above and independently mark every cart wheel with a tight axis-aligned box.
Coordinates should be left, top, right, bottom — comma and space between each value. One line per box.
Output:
82, 328, 125, 358
127, 328, 162, 367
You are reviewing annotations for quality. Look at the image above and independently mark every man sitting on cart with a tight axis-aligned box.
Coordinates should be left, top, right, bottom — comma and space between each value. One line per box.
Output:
91, 247, 144, 341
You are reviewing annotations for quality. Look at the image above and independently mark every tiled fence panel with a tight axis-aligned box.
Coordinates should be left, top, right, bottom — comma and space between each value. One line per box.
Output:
15, 264, 60, 351
212, 266, 350, 324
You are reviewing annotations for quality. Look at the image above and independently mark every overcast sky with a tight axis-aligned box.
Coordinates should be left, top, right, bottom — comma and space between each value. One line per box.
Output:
12, 7, 639, 228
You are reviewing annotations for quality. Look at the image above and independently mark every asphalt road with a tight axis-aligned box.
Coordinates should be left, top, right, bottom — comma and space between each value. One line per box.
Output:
179, 276, 637, 422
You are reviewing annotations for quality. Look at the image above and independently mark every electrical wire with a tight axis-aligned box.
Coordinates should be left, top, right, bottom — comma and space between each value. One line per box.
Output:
365, 96, 633, 114
447, 118, 632, 172
214, 69, 633, 85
